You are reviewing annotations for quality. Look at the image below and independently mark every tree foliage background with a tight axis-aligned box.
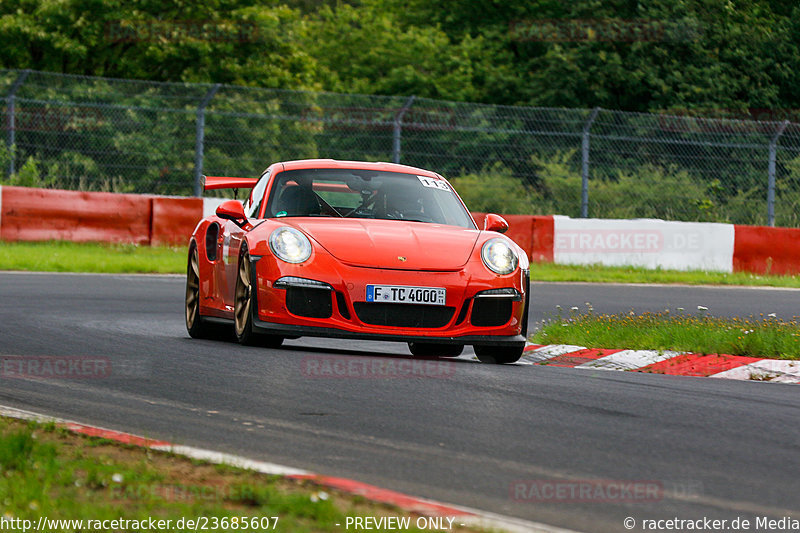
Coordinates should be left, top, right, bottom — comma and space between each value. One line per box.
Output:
2, 0, 799, 116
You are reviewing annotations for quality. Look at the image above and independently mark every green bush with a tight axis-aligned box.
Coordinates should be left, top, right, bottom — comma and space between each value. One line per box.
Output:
449, 163, 538, 214
449, 151, 779, 223
530, 151, 735, 222
2, 156, 44, 188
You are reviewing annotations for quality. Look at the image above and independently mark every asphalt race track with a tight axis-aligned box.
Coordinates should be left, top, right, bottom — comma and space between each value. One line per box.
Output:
1, 272, 798, 532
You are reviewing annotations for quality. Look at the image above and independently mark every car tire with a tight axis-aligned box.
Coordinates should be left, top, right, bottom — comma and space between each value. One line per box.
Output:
473, 345, 524, 364
408, 342, 464, 358
186, 246, 228, 340
235, 246, 283, 348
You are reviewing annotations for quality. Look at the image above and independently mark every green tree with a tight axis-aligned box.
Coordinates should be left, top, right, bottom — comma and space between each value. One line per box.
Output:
302, 2, 516, 102
0, 0, 318, 88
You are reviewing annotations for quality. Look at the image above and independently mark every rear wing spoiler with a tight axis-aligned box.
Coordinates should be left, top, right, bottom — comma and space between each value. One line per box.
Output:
203, 175, 259, 191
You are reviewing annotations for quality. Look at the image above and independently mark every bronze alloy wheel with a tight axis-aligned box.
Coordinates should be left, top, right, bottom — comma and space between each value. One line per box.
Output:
185, 247, 203, 336
186, 245, 230, 341
234, 250, 252, 340
234, 247, 283, 348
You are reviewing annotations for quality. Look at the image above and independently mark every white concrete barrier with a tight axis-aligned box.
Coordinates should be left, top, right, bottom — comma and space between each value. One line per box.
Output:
553, 216, 735, 272
203, 197, 232, 219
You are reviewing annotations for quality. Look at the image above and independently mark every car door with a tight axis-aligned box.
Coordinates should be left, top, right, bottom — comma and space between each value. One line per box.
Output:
220, 170, 271, 312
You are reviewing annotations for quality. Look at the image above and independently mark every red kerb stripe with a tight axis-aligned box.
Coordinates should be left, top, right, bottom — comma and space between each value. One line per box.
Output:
545, 348, 624, 367
289, 474, 475, 517
63, 423, 171, 447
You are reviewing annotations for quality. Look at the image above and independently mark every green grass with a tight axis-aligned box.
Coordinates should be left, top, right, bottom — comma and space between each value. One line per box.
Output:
528, 261, 800, 288
0, 241, 185, 273
4, 241, 800, 288
532, 307, 800, 359
0, 417, 484, 533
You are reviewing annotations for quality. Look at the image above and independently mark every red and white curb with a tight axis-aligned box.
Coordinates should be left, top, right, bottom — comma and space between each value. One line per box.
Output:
0, 405, 577, 533
522, 344, 800, 383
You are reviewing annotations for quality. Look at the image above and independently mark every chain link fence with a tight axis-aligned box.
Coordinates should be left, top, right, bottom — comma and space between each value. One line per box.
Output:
3, 69, 800, 226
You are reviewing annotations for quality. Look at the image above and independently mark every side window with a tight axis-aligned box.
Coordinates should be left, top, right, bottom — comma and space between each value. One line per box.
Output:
244, 170, 270, 219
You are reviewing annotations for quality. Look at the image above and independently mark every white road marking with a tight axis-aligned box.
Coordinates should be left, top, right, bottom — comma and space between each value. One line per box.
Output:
711, 359, 800, 383
522, 345, 587, 363
577, 350, 684, 371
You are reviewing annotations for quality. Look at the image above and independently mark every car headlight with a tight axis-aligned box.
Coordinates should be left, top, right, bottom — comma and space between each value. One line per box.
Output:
269, 227, 312, 264
481, 238, 518, 275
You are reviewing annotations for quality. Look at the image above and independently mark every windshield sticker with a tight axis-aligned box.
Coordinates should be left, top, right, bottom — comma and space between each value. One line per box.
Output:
417, 176, 450, 192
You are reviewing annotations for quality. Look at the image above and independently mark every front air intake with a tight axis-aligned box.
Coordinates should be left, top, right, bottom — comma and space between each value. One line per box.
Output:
285, 287, 333, 319
354, 303, 454, 328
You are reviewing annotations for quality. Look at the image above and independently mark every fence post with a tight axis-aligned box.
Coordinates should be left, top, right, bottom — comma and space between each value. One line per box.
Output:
193, 83, 221, 197
767, 120, 789, 227
393, 96, 416, 164
581, 107, 600, 218
6, 69, 31, 178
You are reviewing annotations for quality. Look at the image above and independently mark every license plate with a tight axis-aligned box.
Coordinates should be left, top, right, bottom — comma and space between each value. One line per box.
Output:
366, 285, 446, 306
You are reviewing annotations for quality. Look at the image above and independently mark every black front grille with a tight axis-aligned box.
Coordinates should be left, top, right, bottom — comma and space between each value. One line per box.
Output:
335, 291, 351, 319
454, 300, 470, 325
354, 303, 455, 328
470, 299, 513, 327
285, 288, 333, 318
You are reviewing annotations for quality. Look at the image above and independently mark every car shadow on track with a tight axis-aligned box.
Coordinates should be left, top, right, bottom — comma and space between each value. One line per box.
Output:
277, 343, 480, 365
179, 333, 481, 365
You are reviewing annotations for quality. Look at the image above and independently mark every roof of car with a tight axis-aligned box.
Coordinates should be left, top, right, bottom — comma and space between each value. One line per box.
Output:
275, 159, 442, 179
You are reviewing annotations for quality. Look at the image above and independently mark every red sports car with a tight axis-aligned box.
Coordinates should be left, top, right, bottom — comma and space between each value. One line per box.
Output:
185, 159, 530, 364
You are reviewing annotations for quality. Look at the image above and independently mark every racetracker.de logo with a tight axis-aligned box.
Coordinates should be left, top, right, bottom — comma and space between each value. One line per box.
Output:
105, 20, 259, 43
555, 230, 664, 253
2, 356, 112, 379
301, 355, 456, 379
109, 483, 264, 503
509, 18, 703, 43
511, 479, 663, 503
4, 106, 105, 132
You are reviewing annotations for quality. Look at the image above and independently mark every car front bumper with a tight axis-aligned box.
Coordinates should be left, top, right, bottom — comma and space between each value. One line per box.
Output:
248, 254, 529, 347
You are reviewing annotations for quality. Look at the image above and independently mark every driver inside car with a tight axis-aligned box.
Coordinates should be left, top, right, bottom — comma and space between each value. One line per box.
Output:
376, 181, 427, 221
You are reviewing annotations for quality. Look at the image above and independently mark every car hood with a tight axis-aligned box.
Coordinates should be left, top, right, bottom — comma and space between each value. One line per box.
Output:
287, 218, 480, 270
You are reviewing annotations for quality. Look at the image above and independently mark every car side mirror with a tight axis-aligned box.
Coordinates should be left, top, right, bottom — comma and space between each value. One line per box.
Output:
484, 213, 509, 233
216, 200, 246, 223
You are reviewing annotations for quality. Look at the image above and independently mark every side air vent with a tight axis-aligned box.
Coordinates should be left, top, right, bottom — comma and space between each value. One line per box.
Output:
205, 223, 219, 261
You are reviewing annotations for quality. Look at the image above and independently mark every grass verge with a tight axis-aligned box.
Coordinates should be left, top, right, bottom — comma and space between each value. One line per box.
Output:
0, 241, 185, 274
4, 241, 800, 288
531, 308, 800, 359
528, 261, 800, 288
0, 417, 485, 533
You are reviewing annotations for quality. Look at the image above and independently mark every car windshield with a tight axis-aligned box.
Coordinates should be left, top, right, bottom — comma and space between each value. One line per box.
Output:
264, 168, 476, 229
